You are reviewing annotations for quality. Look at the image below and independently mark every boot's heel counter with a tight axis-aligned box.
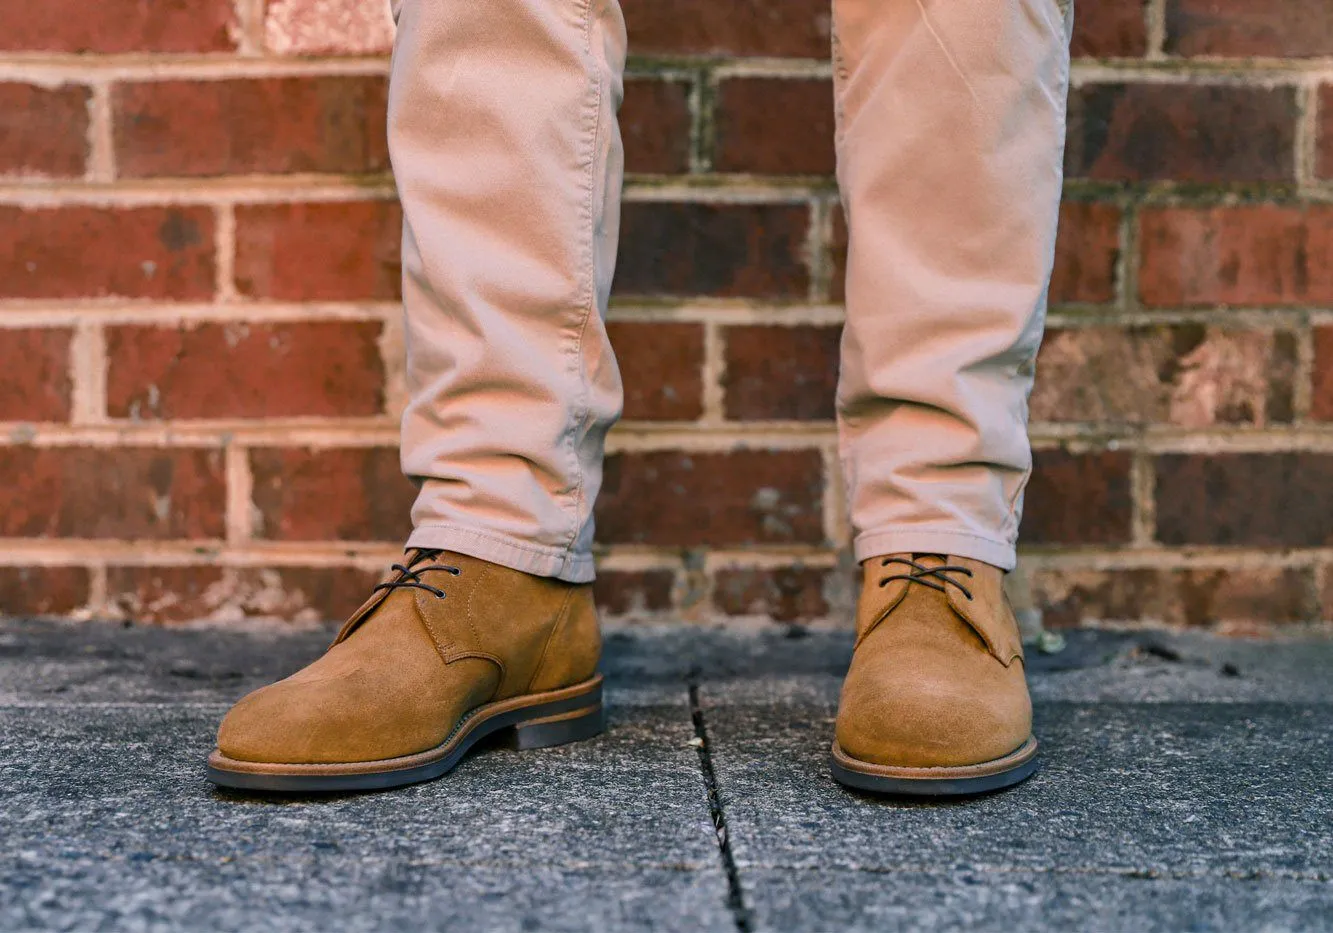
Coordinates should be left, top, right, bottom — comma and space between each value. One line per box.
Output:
528, 586, 601, 693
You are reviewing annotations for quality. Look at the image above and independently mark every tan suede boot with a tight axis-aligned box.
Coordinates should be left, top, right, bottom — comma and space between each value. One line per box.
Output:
206, 549, 603, 792
831, 554, 1038, 796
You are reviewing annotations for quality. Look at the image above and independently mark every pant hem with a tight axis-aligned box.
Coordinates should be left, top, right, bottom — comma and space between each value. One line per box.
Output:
406, 523, 596, 584
853, 528, 1016, 572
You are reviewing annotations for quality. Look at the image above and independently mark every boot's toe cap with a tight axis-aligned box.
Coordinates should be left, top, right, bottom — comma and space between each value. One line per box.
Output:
216, 682, 324, 764
835, 671, 1031, 769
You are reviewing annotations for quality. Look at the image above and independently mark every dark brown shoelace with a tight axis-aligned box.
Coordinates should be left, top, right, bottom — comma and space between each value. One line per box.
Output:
878, 556, 974, 601
372, 548, 461, 600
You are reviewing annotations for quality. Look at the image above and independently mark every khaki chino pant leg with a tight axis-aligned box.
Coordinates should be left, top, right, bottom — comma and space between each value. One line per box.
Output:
389, 0, 627, 582
831, 0, 1072, 571
390, 0, 1070, 582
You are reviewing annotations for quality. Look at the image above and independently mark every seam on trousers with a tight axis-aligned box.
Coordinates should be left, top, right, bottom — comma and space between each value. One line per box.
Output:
1004, 0, 1073, 541
565, 0, 603, 553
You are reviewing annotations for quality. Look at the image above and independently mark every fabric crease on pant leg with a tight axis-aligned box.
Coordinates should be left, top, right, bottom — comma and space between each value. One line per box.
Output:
390, 0, 628, 583
831, 0, 1073, 571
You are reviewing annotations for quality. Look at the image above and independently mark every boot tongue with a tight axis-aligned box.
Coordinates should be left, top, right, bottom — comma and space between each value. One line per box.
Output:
331, 549, 463, 646
854, 553, 949, 644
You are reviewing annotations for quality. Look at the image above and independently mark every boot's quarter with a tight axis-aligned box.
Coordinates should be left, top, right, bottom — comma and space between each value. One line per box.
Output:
831, 554, 1039, 796
206, 550, 604, 793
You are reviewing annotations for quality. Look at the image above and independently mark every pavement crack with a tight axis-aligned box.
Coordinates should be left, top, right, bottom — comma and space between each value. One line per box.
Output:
688, 677, 754, 933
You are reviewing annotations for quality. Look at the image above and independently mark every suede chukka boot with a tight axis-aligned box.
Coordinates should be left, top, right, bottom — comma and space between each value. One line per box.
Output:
831, 554, 1038, 796
207, 549, 604, 792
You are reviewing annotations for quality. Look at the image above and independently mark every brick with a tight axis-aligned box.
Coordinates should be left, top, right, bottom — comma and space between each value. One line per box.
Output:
713, 78, 835, 175
1032, 567, 1317, 630
1165, 0, 1333, 57
264, 0, 395, 56
232, 566, 382, 623
106, 566, 228, 625
714, 565, 832, 622
594, 569, 676, 617
1318, 86, 1333, 181
1020, 449, 1133, 545
1071, 0, 1149, 58
250, 447, 415, 542
622, 78, 692, 175
113, 77, 389, 179
614, 202, 810, 299
0, 83, 90, 178
829, 204, 847, 303
0, 567, 91, 617
0, 328, 73, 422
1031, 326, 1296, 428
606, 322, 704, 421
621, 0, 831, 58
1156, 453, 1333, 547
0, 206, 214, 301
1049, 201, 1121, 304
1065, 84, 1297, 183
0, 0, 234, 53
234, 201, 401, 301
595, 449, 825, 546
0, 447, 225, 540
1310, 328, 1333, 422
106, 321, 385, 420
723, 325, 839, 421
1139, 206, 1333, 308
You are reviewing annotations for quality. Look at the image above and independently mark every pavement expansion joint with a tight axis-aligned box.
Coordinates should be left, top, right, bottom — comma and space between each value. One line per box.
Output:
689, 676, 756, 933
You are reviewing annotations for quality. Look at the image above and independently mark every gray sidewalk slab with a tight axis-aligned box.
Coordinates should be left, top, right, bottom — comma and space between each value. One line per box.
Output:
0, 618, 1330, 932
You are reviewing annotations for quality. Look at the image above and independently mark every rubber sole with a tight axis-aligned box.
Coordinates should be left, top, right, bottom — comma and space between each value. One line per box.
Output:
830, 735, 1039, 797
206, 675, 604, 793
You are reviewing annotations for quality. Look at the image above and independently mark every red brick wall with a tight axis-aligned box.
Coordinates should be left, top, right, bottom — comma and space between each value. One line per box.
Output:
1, 0, 1331, 633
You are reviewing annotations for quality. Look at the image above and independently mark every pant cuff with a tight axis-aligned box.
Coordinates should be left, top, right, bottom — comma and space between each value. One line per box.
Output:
406, 523, 596, 584
853, 527, 1016, 572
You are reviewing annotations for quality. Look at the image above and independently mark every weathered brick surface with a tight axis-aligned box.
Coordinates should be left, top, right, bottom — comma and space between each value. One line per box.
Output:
723, 325, 840, 421
1071, 0, 1149, 58
615, 202, 810, 298
2, 0, 1330, 635
0, 328, 73, 423
1032, 567, 1319, 630
1031, 326, 1297, 427
593, 569, 676, 617
250, 447, 416, 542
234, 201, 402, 301
596, 450, 825, 546
0, 448, 225, 540
0, 84, 90, 179
0, 0, 235, 53
106, 566, 229, 625
714, 565, 833, 622
106, 321, 385, 420
0, 207, 214, 301
113, 78, 389, 178
1020, 450, 1134, 545
1049, 201, 1122, 305
714, 78, 835, 175
607, 322, 704, 421
1156, 454, 1333, 547
1310, 328, 1333, 422
622, 78, 693, 175
620, 0, 832, 58
1065, 84, 1297, 183
0, 567, 91, 618
1138, 205, 1333, 308
229, 566, 383, 623
264, 0, 395, 56
1165, 0, 1333, 57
